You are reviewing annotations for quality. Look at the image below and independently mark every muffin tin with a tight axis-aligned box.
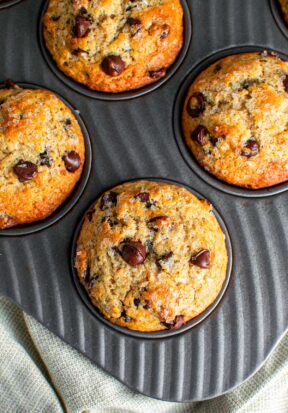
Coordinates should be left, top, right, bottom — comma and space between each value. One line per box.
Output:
1, 0, 288, 403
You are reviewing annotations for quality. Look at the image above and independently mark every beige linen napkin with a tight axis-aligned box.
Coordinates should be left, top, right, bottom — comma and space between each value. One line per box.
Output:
0, 296, 287, 413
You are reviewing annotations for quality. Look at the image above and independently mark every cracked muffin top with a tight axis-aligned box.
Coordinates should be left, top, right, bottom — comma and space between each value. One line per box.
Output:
75, 180, 228, 332
0, 82, 85, 229
42, 0, 184, 93
182, 52, 288, 189
279, 0, 288, 25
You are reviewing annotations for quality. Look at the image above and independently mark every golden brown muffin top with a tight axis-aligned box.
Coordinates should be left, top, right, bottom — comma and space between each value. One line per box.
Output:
0, 83, 85, 229
43, 0, 183, 92
75, 181, 228, 332
182, 52, 288, 189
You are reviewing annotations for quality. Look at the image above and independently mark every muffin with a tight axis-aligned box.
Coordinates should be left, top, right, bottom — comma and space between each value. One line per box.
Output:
0, 81, 85, 229
182, 52, 288, 189
43, 0, 184, 93
75, 180, 228, 332
279, 0, 288, 25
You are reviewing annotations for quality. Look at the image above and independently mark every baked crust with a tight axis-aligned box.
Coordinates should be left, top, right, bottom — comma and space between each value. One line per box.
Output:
182, 52, 288, 189
0, 85, 85, 229
43, 0, 184, 93
75, 180, 228, 332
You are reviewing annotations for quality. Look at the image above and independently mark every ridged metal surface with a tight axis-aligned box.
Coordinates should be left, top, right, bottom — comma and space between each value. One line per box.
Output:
0, 0, 288, 401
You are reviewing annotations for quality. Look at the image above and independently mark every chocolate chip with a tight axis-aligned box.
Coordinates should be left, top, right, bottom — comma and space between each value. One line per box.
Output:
135, 192, 150, 202
241, 138, 259, 158
102, 217, 118, 227
3, 79, 16, 89
187, 92, 206, 118
79, 6, 87, 15
121, 310, 132, 322
143, 300, 150, 310
13, 160, 38, 183
190, 249, 210, 269
170, 315, 185, 330
127, 17, 142, 36
101, 55, 126, 76
50, 15, 60, 21
191, 125, 209, 146
134, 298, 140, 307
148, 69, 166, 78
160, 24, 170, 39
72, 48, 87, 56
39, 150, 52, 167
65, 118, 72, 126
210, 136, 219, 147
100, 191, 117, 210
86, 208, 95, 221
73, 16, 91, 38
148, 216, 169, 231
283, 75, 288, 93
156, 252, 173, 270
121, 240, 147, 266
63, 151, 81, 172
84, 265, 90, 283
241, 79, 261, 90
88, 274, 99, 291
213, 63, 222, 73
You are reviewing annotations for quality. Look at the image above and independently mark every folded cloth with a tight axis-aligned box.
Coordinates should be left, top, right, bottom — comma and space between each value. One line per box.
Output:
0, 296, 287, 413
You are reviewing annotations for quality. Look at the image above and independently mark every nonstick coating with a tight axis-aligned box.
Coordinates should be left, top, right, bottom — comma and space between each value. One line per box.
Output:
1, 0, 288, 402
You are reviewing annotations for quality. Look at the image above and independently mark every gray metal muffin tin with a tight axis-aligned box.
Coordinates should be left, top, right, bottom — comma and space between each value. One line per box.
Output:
0, 0, 288, 402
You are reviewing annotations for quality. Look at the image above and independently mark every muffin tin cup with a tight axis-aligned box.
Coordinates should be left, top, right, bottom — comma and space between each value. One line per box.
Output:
0, 82, 92, 237
0, 0, 23, 10
38, 0, 192, 101
71, 178, 233, 340
270, 0, 288, 39
173, 45, 288, 198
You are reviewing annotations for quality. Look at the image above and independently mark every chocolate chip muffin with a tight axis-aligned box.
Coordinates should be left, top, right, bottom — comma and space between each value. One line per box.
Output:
182, 52, 288, 189
279, 0, 288, 25
0, 82, 85, 229
75, 181, 228, 332
43, 0, 184, 93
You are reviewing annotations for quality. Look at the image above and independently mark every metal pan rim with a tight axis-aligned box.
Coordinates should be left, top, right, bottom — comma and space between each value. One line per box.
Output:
0, 0, 23, 10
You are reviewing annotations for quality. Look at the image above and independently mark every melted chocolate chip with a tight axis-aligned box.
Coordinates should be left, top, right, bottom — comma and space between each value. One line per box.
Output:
63, 151, 81, 172
101, 55, 126, 76
190, 249, 210, 269
88, 274, 99, 291
241, 138, 259, 158
50, 15, 60, 21
187, 92, 206, 118
121, 240, 147, 266
86, 208, 95, 221
13, 160, 38, 182
39, 150, 52, 167
148, 216, 169, 231
283, 75, 288, 93
127, 17, 142, 36
3, 79, 16, 89
148, 69, 166, 78
213, 63, 222, 73
84, 265, 90, 283
210, 136, 219, 147
135, 192, 150, 202
100, 191, 117, 210
73, 15, 91, 38
170, 315, 185, 330
191, 125, 209, 146
143, 300, 150, 310
156, 252, 173, 270
160, 24, 170, 39
134, 298, 140, 307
